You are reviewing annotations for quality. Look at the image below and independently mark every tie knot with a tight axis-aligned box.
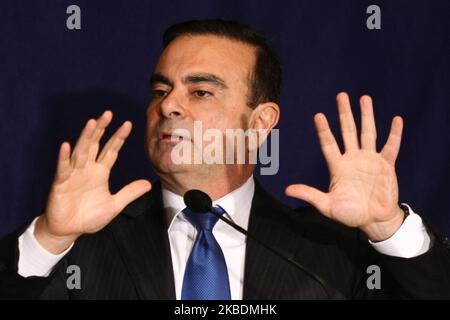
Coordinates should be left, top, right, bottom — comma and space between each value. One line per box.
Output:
183, 206, 225, 231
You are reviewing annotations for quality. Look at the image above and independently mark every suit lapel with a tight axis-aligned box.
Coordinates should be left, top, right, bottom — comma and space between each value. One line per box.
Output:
110, 182, 175, 299
243, 181, 313, 299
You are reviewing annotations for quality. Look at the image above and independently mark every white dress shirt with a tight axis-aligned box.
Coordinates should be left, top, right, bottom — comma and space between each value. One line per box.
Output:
18, 175, 431, 300
163, 176, 253, 300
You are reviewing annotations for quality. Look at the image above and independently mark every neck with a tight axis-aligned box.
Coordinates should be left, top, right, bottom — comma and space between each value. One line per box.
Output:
157, 165, 254, 200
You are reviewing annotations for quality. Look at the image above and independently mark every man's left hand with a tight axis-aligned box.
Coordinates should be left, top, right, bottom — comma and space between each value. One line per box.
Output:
286, 92, 405, 242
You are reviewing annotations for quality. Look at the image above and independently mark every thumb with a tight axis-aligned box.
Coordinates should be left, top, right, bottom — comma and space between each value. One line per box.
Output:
285, 184, 330, 215
113, 179, 152, 213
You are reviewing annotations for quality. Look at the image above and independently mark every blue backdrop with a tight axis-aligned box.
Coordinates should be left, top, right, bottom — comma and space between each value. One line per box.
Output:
1, 0, 449, 236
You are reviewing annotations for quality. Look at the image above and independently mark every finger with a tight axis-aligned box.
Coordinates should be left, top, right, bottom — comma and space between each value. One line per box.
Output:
97, 121, 133, 169
360, 95, 377, 151
113, 179, 152, 213
88, 110, 113, 161
285, 184, 330, 217
71, 119, 97, 168
54, 142, 72, 184
337, 92, 359, 151
381, 116, 403, 165
314, 113, 341, 169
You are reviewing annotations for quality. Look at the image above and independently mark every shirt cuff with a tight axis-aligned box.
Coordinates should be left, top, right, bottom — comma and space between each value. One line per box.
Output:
18, 217, 73, 277
369, 204, 431, 258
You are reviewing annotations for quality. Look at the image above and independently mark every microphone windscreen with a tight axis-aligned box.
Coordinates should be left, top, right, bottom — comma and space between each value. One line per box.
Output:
183, 189, 213, 213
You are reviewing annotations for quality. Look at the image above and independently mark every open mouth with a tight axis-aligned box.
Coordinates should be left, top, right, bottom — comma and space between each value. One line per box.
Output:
159, 132, 190, 142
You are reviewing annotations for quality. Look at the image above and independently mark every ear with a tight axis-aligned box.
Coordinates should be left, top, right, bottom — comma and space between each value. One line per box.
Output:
247, 102, 280, 149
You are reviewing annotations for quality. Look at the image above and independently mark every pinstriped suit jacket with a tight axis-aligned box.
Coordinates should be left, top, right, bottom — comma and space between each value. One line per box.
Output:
1, 181, 450, 299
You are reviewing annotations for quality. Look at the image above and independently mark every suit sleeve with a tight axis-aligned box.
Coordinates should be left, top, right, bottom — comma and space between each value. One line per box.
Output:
352, 221, 450, 299
297, 206, 450, 299
0, 222, 70, 299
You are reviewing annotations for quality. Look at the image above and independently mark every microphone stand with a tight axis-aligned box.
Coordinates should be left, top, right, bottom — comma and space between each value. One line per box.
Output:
209, 207, 332, 299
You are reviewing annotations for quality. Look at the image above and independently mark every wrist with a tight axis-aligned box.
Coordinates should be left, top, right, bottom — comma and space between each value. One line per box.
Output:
361, 206, 406, 242
34, 215, 78, 254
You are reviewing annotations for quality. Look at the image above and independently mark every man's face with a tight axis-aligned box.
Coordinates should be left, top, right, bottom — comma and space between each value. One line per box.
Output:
146, 34, 256, 176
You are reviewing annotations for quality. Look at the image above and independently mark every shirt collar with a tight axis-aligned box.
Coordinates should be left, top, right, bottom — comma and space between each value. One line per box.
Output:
163, 175, 255, 231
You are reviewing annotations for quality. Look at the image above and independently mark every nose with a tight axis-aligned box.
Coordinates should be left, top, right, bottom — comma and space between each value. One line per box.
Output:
160, 90, 185, 119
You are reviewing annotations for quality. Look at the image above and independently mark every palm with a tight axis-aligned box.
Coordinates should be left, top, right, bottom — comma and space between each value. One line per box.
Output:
286, 93, 404, 240
44, 111, 151, 238
326, 150, 398, 228
47, 164, 113, 236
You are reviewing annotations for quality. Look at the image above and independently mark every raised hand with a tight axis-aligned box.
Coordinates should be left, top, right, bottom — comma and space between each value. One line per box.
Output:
35, 111, 151, 253
286, 92, 405, 241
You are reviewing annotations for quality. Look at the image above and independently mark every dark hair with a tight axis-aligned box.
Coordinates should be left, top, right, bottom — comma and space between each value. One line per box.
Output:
162, 19, 282, 108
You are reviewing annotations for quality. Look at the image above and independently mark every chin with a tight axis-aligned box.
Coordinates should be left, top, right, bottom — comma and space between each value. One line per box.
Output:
150, 153, 190, 175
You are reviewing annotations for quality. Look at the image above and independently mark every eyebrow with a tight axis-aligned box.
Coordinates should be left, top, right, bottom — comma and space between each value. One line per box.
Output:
150, 72, 228, 90
183, 73, 228, 90
150, 73, 173, 87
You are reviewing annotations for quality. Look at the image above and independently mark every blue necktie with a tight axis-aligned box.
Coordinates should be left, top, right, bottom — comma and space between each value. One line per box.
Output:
181, 206, 231, 300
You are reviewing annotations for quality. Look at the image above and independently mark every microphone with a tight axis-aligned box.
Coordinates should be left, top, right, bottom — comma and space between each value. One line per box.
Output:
183, 189, 333, 299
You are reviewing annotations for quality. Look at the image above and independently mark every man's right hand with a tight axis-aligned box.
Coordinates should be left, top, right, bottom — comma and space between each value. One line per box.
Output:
34, 111, 152, 254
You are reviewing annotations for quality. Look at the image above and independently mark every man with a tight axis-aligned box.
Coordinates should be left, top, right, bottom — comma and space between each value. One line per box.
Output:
0, 19, 449, 299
